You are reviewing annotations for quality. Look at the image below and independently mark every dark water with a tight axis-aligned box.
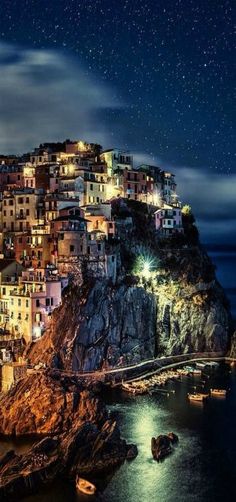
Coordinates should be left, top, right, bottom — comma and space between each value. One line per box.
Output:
208, 250, 236, 320
0, 251, 236, 502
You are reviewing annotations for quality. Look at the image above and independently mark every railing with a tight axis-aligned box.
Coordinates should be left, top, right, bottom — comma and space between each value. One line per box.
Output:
16, 214, 27, 220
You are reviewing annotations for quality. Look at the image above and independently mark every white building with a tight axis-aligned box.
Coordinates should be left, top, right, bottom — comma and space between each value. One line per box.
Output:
101, 149, 133, 176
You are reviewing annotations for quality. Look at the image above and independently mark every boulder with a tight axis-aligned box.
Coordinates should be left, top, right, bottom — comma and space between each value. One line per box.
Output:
151, 433, 179, 461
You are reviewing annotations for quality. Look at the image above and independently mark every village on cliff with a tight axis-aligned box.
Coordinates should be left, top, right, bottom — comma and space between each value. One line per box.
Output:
0, 140, 187, 390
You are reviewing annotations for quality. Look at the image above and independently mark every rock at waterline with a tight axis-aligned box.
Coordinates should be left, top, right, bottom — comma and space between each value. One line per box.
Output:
151, 433, 179, 461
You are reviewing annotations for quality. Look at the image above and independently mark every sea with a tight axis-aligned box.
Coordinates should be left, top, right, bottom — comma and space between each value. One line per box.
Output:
0, 247, 235, 502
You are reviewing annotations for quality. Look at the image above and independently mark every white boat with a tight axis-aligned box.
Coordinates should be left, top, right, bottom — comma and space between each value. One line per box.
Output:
210, 388, 227, 397
188, 393, 208, 402
76, 477, 96, 495
206, 362, 219, 369
191, 369, 202, 375
196, 362, 206, 369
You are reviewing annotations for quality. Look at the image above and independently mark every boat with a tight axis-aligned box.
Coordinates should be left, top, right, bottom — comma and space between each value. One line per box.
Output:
188, 393, 208, 402
76, 477, 96, 495
196, 362, 206, 369
191, 369, 202, 376
205, 362, 219, 369
210, 388, 227, 397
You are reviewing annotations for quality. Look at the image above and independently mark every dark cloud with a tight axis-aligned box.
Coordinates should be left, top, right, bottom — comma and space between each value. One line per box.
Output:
176, 168, 236, 243
0, 42, 122, 153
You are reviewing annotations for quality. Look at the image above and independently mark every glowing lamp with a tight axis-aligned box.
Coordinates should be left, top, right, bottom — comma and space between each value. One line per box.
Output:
143, 261, 151, 276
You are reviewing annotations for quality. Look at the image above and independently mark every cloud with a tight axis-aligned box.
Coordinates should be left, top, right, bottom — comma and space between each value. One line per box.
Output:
0, 42, 122, 153
176, 167, 236, 243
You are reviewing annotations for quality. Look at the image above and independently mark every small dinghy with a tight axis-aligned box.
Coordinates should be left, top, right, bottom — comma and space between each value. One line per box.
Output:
76, 477, 96, 495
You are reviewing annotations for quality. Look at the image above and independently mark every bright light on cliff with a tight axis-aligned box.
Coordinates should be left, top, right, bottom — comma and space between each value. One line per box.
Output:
143, 260, 151, 278
134, 254, 157, 279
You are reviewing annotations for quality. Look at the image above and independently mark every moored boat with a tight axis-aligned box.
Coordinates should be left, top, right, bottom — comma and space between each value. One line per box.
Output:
210, 388, 227, 397
188, 393, 208, 402
191, 369, 202, 376
76, 477, 96, 495
196, 362, 206, 369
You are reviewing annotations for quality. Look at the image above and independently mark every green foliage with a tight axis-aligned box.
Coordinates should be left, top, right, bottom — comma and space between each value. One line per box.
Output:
182, 204, 192, 216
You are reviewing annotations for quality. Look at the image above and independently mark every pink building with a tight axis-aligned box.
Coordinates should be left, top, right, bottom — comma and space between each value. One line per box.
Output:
154, 205, 183, 236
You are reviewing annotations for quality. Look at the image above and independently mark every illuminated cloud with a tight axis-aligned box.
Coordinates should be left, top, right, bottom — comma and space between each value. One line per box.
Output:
176, 168, 236, 243
0, 42, 122, 153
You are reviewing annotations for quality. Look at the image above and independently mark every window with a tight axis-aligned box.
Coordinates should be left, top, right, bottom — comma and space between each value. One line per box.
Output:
51, 298, 54, 306
35, 312, 41, 322
10, 210, 13, 216
36, 299, 40, 307
46, 298, 50, 306
18, 197, 24, 204
9, 200, 13, 206
3, 210, 6, 216
96, 197, 99, 203
26, 299, 29, 308
26, 197, 29, 203
18, 299, 21, 307
11, 298, 14, 305
2, 287, 6, 295
90, 183, 93, 191
26, 209, 30, 216
70, 245, 75, 252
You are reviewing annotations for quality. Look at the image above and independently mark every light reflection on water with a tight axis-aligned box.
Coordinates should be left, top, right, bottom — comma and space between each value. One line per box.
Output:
103, 365, 236, 502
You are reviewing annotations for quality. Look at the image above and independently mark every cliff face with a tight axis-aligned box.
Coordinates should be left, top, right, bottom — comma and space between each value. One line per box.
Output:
27, 246, 232, 371
0, 370, 106, 435
0, 370, 136, 499
26, 200, 232, 370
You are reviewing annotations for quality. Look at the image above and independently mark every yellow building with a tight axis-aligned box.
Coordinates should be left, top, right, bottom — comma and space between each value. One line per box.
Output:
1, 361, 27, 392
2, 189, 39, 233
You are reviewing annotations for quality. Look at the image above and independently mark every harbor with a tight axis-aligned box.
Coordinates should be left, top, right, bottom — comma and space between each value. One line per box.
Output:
121, 361, 227, 401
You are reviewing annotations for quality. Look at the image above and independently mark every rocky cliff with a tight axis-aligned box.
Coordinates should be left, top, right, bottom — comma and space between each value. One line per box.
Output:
26, 201, 232, 371
0, 370, 136, 499
0, 370, 106, 435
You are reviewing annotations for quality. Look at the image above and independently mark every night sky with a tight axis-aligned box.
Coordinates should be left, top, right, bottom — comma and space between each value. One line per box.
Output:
0, 0, 235, 242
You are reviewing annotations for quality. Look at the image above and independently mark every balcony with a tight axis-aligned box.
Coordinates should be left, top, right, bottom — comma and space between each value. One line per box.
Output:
16, 213, 27, 220
10, 287, 46, 297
